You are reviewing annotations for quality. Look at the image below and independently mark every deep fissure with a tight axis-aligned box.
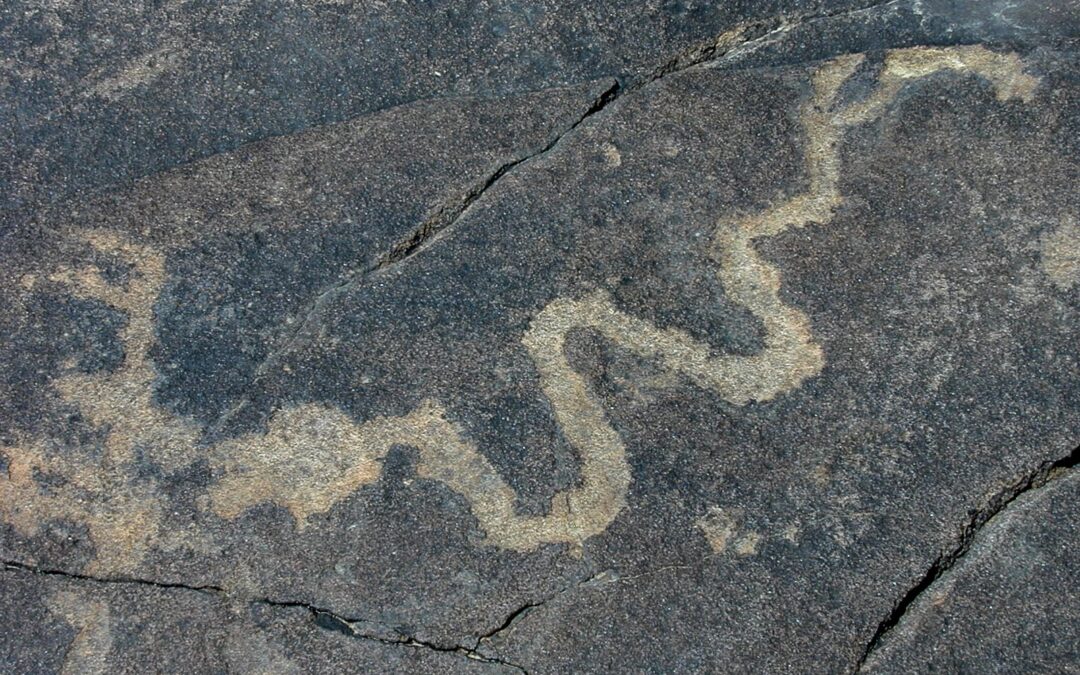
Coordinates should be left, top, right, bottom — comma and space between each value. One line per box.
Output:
853, 444, 1080, 672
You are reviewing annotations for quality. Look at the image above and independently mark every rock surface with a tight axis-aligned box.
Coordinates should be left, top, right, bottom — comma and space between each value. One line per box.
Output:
1, 0, 1078, 673
863, 468, 1080, 674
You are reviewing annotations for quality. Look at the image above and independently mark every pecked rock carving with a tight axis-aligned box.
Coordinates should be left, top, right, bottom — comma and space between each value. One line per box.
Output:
2, 231, 200, 574
47, 590, 113, 675
0, 46, 1040, 572
1040, 215, 1080, 290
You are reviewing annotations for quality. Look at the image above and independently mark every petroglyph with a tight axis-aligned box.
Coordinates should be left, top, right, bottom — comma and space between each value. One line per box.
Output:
712, 46, 1037, 404
48, 590, 113, 675
0, 47, 1041, 571
691, 43, 1038, 554
1040, 216, 1080, 290
45, 232, 203, 473
0, 233, 198, 574
696, 506, 762, 555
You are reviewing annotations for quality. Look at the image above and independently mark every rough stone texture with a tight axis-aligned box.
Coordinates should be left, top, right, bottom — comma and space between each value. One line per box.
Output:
0, 567, 508, 673
862, 469, 1080, 674
1, 0, 1078, 673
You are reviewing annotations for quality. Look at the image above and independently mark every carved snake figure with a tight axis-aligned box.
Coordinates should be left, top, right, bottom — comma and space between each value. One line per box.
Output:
0, 46, 1039, 572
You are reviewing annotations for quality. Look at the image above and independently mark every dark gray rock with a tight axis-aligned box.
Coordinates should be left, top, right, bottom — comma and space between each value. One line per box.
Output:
3, 0, 858, 219
0, 78, 612, 442
1, 1, 1078, 673
864, 468, 1080, 674
0, 565, 512, 673
2, 0, 1074, 223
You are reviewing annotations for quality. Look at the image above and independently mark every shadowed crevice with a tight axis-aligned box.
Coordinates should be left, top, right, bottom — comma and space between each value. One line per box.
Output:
1, 558, 225, 595
256, 598, 531, 673
853, 443, 1080, 672
2, 559, 527, 671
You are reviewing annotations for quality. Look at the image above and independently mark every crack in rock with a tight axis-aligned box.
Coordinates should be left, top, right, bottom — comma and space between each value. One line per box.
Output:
373, 81, 621, 274
290, 603, 531, 673
853, 443, 1080, 672
1, 558, 225, 595
2, 560, 529, 671
204, 0, 925, 439
270, 568, 613, 673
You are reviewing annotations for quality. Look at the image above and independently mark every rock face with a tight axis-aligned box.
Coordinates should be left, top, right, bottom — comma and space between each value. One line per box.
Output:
1, 1, 1078, 673
863, 469, 1080, 674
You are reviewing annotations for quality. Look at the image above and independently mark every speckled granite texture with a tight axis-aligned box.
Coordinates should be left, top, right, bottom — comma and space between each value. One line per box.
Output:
1, 1, 1077, 672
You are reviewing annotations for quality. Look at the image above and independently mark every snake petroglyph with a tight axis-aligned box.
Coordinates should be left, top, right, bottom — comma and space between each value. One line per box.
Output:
0, 46, 1040, 572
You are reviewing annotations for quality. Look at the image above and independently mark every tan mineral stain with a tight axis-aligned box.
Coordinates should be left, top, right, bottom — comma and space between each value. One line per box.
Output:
1039, 216, 1080, 290
48, 590, 112, 675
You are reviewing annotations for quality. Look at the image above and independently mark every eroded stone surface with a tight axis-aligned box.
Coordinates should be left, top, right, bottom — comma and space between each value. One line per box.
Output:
0, 567, 508, 674
864, 469, 1080, 674
1, 2, 1078, 673
3, 0, 1075, 225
